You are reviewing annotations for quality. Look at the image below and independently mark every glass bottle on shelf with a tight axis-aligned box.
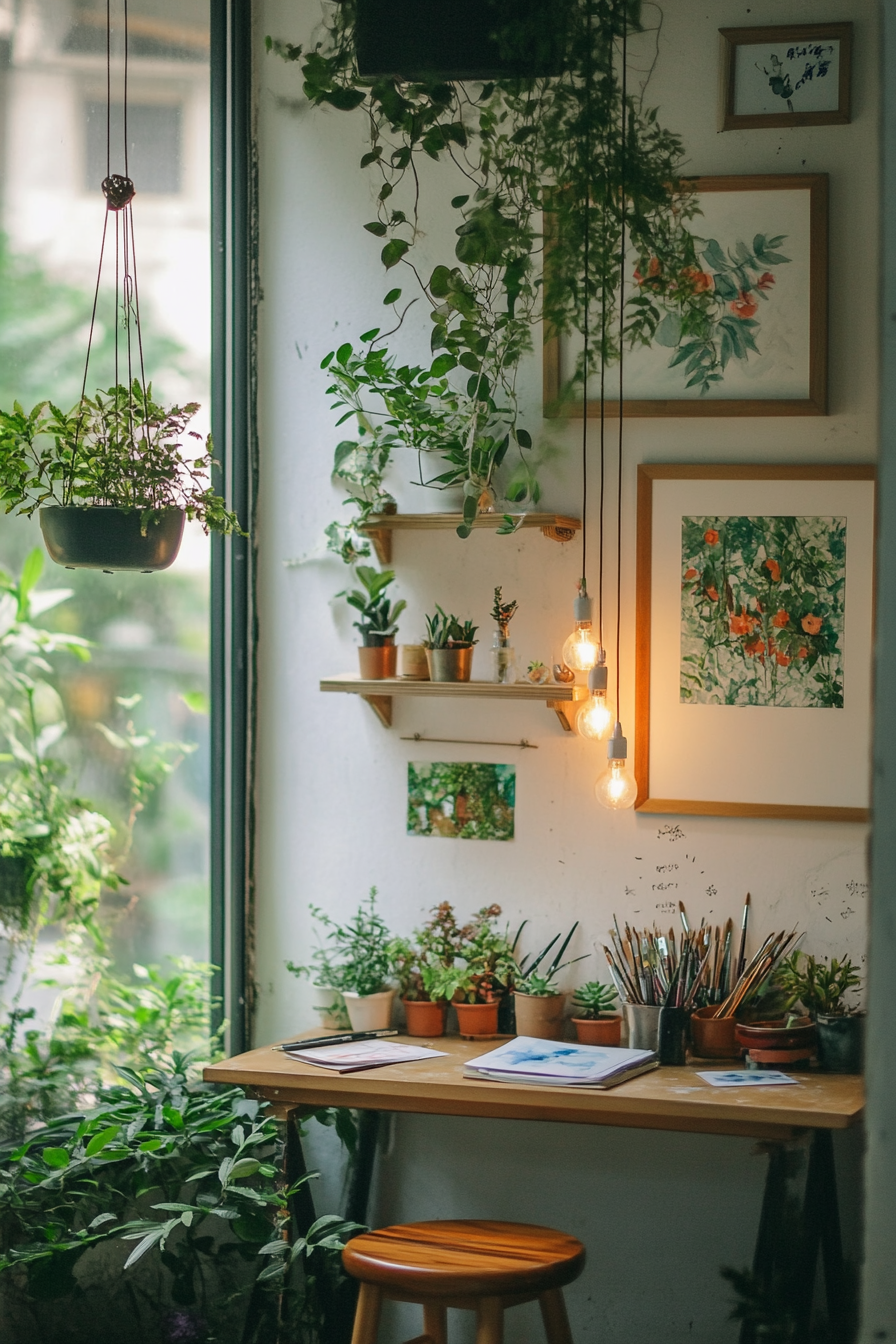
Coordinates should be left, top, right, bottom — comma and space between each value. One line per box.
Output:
491, 627, 518, 684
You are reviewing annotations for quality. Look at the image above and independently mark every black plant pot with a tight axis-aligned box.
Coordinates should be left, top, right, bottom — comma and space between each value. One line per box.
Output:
355, 0, 568, 80
816, 1012, 865, 1074
40, 506, 185, 572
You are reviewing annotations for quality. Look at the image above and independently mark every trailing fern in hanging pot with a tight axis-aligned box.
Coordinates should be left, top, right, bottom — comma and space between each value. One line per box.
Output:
0, 382, 242, 572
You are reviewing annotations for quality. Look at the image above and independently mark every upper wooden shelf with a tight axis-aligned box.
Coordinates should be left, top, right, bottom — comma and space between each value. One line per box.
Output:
359, 511, 581, 564
320, 674, 587, 729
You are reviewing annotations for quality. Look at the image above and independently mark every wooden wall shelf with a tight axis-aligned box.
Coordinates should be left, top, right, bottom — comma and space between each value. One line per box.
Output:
320, 674, 587, 730
359, 511, 581, 564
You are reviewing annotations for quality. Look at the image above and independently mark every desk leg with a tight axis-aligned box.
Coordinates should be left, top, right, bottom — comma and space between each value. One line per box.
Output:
738, 1133, 846, 1344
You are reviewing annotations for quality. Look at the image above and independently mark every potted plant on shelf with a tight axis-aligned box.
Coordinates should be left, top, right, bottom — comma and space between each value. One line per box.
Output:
303, 887, 395, 1030
0, 383, 243, 571
777, 951, 865, 1073
570, 980, 622, 1046
513, 924, 587, 1041
390, 901, 467, 1037
422, 606, 478, 682
340, 564, 406, 678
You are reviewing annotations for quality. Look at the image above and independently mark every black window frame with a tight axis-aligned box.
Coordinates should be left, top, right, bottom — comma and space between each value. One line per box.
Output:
210, 0, 255, 1055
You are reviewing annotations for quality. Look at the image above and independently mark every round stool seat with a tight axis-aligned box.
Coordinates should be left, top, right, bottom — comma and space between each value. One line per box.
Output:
342, 1219, 586, 1298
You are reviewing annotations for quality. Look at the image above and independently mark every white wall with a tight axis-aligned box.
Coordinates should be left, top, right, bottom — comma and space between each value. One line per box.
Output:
254, 1, 877, 1338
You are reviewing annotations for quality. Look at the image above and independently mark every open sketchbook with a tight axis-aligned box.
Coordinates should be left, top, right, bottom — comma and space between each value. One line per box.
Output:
286, 1040, 447, 1073
464, 1037, 658, 1089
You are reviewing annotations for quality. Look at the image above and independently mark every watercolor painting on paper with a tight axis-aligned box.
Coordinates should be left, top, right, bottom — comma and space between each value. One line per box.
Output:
679, 514, 846, 708
407, 762, 515, 840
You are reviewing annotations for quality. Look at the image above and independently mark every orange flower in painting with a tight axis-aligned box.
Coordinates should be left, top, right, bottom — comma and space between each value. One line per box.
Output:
775, 651, 791, 667
756, 272, 776, 291
801, 614, 823, 635
730, 607, 757, 636
634, 256, 661, 286
730, 290, 758, 320
704, 529, 719, 546
705, 585, 719, 602
744, 636, 766, 657
684, 568, 698, 580
681, 266, 714, 293
765, 558, 781, 582
772, 609, 790, 628
797, 646, 809, 659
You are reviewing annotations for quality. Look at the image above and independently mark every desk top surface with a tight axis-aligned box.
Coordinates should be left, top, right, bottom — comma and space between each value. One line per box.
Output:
204, 1035, 864, 1142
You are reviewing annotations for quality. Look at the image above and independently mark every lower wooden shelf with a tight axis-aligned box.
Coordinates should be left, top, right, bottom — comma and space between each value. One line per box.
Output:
320, 674, 587, 730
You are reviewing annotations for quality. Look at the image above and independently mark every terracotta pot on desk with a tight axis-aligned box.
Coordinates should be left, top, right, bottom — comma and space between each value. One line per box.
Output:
572, 1015, 622, 1046
403, 997, 447, 1037
690, 1006, 740, 1059
513, 991, 565, 1041
455, 1000, 500, 1037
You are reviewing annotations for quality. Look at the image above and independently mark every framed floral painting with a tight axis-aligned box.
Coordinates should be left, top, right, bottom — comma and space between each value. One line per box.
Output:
543, 174, 828, 417
635, 465, 875, 821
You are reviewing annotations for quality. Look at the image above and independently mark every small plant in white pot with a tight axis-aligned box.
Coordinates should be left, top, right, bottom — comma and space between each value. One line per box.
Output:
571, 979, 621, 1046
513, 924, 586, 1041
422, 606, 478, 682
307, 887, 395, 1030
286, 945, 351, 1031
339, 565, 406, 679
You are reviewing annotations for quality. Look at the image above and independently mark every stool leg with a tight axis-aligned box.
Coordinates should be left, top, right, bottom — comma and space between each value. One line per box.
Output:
475, 1296, 504, 1344
423, 1303, 448, 1344
350, 1282, 383, 1344
538, 1288, 574, 1344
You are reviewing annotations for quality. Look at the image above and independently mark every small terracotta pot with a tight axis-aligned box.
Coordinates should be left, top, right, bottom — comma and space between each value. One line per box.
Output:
690, 1006, 740, 1059
513, 991, 566, 1041
735, 1017, 816, 1053
426, 646, 474, 682
358, 641, 397, 679
455, 1001, 500, 1037
572, 1015, 622, 1047
403, 997, 447, 1037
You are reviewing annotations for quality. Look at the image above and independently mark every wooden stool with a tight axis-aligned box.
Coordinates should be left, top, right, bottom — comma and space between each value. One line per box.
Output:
342, 1218, 586, 1344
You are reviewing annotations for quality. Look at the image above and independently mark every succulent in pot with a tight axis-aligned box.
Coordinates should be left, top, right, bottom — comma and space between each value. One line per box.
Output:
340, 564, 406, 679
422, 606, 479, 682
0, 382, 243, 572
571, 979, 621, 1046
512, 923, 587, 1041
776, 951, 865, 1073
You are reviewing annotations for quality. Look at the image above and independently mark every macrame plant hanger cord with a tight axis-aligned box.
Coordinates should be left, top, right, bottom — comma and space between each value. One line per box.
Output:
72, 0, 150, 505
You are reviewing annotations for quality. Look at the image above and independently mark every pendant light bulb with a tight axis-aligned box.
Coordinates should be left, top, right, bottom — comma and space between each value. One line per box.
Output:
595, 722, 637, 810
561, 589, 600, 673
575, 653, 613, 740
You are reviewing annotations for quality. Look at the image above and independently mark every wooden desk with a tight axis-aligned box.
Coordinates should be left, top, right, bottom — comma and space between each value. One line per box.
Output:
204, 1035, 864, 1143
205, 1038, 863, 1344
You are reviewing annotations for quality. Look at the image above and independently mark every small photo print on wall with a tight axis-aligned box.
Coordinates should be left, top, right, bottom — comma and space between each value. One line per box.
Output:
680, 515, 846, 709
407, 762, 515, 840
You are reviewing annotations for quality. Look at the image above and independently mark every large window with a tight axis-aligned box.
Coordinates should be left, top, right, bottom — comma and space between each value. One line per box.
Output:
0, 2, 211, 978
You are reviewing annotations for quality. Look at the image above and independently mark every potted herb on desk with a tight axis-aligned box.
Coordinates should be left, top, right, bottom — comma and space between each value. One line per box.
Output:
513, 924, 587, 1041
571, 980, 621, 1046
777, 951, 865, 1073
390, 901, 467, 1037
422, 607, 478, 682
454, 904, 517, 1037
340, 565, 406, 679
304, 888, 396, 1030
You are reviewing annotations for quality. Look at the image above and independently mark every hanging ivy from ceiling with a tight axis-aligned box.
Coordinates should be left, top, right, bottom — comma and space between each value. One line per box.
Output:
269, 0, 701, 557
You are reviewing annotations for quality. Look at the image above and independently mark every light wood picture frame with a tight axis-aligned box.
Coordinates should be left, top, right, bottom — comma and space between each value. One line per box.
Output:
543, 175, 828, 418
720, 23, 852, 132
635, 464, 875, 822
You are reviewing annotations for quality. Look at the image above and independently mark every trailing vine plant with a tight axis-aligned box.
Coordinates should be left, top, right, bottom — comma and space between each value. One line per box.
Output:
269, 0, 703, 554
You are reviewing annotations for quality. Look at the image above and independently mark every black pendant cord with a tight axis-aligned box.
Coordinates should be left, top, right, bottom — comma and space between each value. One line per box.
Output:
615, 5, 628, 710
580, 0, 593, 597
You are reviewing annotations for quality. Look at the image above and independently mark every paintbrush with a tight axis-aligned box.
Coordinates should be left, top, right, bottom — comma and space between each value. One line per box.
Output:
735, 892, 751, 980
678, 900, 690, 934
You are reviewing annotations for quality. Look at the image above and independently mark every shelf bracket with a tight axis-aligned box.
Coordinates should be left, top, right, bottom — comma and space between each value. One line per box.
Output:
540, 524, 578, 543
547, 699, 578, 732
366, 528, 392, 566
361, 694, 393, 727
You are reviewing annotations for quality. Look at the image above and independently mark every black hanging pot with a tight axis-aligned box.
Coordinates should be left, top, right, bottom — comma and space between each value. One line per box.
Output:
0, 855, 33, 927
40, 506, 185, 573
354, 0, 568, 81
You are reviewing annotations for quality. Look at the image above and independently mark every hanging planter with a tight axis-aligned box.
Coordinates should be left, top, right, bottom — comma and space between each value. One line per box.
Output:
354, 0, 568, 81
40, 506, 185, 573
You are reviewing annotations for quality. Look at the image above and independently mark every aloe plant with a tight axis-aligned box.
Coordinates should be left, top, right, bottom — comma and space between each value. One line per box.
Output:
422, 605, 478, 649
